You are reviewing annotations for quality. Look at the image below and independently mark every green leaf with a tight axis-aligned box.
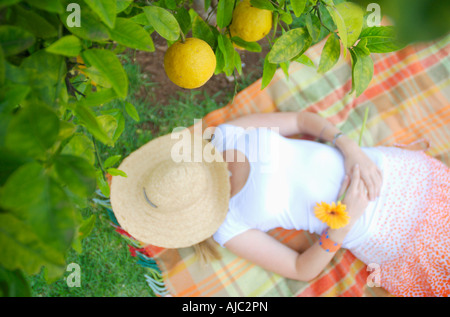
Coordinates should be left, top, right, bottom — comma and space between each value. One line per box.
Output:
61, 133, 96, 165
318, 33, 340, 73
81, 49, 128, 99
174, 7, 192, 37
192, 16, 216, 49
0, 46, 4, 86
116, 0, 133, 13
74, 103, 113, 146
0, 213, 65, 278
291, 0, 307, 17
327, 5, 348, 51
20, 50, 66, 107
24, 0, 64, 13
71, 212, 96, 254
107, 168, 127, 177
317, 2, 336, 33
261, 55, 277, 90
267, 27, 312, 64
84, 0, 117, 28
355, 37, 370, 55
305, 13, 321, 43
46, 35, 82, 57
97, 115, 118, 141
351, 47, 374, 97
0, 267, 31, 297
109, 17, 155, 52
0, 148, 31, 187
0, 25, 35, 57
0, 83, 30, 113
280, 11, 293, 25
5, 103, 59, 159
125, 102, 140, 122
143, 6, 180, 42
113, 112, 125, 142
79, 66, 112, 89
360, 26, 406, 53
217, 34, 235, 76
280, 61, 290, 79
0, 162, 77, 257
57, 120, 76, 142
78, 213, 96, 240
79, 88, 117, 107
0, 0, 21, 9
349, 48, 357, 95
103, 155, 122, 169
204, 0, 212, 11
250, 0, 274, 11
334, 2, 364, 48
130, 13, 150, 26
216, 0, 235, 28
96, 170, 110, 198
231, 36, 262, 52
60, 6, 110, 42
10, 5, 58, 39
54, 154, 97, 198
214, 45, 224, 75
101, 109, 124, 142
295, 54, 315, 68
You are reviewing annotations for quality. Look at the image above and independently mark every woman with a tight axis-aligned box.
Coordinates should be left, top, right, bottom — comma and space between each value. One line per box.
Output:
110, 111, 449, 297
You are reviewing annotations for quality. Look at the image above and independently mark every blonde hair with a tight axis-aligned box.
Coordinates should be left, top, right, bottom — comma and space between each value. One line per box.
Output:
193, 237, 222, 265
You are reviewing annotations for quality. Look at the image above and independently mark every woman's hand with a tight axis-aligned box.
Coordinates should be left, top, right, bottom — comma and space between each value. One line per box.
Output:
337, 164, 370, 225
337, 138, 383, 201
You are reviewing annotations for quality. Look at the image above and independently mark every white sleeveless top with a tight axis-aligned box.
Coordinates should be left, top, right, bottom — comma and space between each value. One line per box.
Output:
211, 123, 387, 249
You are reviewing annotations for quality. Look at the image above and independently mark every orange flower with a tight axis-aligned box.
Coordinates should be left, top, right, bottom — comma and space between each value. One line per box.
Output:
314, 201, 350, 229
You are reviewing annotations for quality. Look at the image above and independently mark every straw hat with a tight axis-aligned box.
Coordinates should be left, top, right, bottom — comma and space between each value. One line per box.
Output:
110, 129, 230, 248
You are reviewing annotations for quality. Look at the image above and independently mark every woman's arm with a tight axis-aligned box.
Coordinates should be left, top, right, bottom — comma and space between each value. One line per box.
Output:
225, 226, 351, 281
225, 164, 369, 281
225, 111, 359, 155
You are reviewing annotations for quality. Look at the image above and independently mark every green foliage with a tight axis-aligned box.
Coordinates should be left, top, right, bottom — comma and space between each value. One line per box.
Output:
318, 33, 340, 73
352, 0, 450, 44
0, 0, 446, 296
0, 0, 156, 296
251, 0, 407, 95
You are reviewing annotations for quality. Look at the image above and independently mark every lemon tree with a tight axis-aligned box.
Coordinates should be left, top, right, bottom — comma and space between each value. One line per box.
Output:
141, 0, 408, 92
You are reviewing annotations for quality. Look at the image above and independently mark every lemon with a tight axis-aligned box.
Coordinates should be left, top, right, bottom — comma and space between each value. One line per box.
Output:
230, 0, 272, 43
164, 38, 216, 89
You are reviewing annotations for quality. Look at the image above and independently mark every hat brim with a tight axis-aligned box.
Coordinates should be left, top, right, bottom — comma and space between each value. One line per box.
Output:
110, 131, 230, 248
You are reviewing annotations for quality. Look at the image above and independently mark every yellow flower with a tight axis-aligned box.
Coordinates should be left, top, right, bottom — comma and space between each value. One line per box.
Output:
314, 201, 350, 229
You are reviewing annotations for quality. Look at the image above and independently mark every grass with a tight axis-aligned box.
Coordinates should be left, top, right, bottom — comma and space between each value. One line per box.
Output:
27, 54, 240, 297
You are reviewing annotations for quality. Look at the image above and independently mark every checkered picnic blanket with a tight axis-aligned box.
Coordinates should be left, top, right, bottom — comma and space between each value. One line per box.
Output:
108, 33, 450, 297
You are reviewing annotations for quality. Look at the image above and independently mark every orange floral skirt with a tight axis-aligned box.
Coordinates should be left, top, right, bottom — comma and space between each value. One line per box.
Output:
350, 146, 449, 297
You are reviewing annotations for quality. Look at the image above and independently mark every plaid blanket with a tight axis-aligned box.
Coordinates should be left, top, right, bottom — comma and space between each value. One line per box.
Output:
108, 33, 450, 297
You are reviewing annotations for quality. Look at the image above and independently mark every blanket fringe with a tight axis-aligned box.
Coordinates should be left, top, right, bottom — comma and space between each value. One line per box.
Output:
97, 190, 170, 296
